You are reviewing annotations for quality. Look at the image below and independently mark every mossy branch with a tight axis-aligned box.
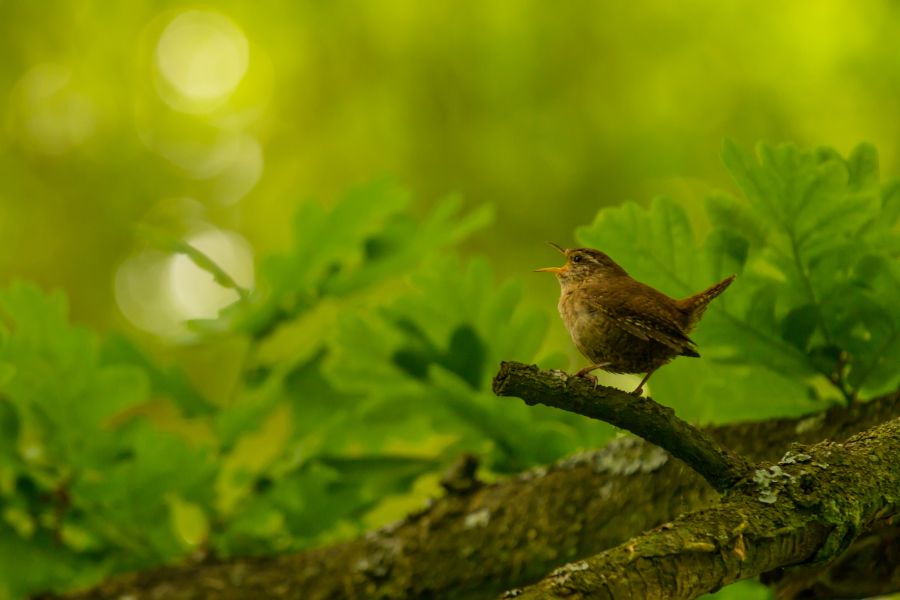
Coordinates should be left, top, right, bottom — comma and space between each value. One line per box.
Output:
492, 361, 751, 492
504, 416, 900, 599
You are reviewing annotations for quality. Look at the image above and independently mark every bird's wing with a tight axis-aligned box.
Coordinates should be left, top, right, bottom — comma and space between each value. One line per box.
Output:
584, 293, 699, 356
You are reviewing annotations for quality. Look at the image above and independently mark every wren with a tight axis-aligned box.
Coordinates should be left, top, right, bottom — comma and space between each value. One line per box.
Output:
537, 243, 734, 396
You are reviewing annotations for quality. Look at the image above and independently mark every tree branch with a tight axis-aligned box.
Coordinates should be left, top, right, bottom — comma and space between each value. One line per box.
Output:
492, 361, 751, 492
505, 416, 900, 599
50, 388, 900, 600
770, 520, 900, 599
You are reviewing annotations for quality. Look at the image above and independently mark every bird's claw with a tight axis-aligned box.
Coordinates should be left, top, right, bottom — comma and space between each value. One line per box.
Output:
574, 370, 599, 388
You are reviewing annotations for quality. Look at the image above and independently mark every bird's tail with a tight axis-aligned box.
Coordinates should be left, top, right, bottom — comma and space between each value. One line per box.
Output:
677, 275, 735, 330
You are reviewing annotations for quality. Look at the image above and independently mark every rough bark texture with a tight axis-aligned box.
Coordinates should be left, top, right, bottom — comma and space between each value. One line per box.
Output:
769, 521, 900, 599
493, 361, 751, 491
50, 369, 900, 600
506, 416, 900, 599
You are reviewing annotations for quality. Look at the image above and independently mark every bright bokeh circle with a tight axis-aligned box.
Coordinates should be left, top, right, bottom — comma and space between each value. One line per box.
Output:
155, 10, 249, 113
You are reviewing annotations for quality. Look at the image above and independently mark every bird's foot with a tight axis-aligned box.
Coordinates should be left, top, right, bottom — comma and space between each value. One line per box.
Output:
575, 363, 610, 388
629, 369, 656, 396
574, 368, 599, 388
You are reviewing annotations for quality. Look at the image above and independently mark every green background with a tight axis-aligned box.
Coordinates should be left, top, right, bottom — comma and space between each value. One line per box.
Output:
4, 0, 900, 329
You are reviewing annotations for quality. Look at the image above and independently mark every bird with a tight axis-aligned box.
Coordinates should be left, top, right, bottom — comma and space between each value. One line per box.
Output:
537, 242, 734, 396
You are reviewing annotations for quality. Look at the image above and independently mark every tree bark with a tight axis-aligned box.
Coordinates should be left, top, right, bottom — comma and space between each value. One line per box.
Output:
492, 361, 751, 491
507, 415, 900, 599
51, 366, 900, 600
768, 521, 900, 599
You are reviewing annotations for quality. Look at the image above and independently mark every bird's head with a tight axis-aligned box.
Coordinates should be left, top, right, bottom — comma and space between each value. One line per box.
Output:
536, 243, 628, 286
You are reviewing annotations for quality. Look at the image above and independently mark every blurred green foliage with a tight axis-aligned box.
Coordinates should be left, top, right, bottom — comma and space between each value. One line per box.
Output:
0, 142, 898, 598
0, 182, 607, 598
5, 0, 900, 329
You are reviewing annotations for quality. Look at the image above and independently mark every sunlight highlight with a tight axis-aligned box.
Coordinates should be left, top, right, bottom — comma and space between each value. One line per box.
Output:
155, 10, 249, 113
116, 225, 255, 339
115, 250, 184, 338
167, 229, 254, 321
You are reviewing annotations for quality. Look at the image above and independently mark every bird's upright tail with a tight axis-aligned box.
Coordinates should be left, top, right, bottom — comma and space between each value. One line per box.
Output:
677, 275, 736, 330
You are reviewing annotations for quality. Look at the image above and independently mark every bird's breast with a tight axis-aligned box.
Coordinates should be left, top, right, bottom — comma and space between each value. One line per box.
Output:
557, 288, 579, 329
556, 286, 678, 373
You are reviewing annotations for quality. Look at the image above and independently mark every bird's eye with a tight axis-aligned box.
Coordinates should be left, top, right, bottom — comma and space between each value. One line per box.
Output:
572, 254, 582, 263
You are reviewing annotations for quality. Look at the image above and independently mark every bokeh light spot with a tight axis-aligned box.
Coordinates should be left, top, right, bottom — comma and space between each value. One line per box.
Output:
9, 63, 96, 155
115, 250, 185, 338
154, 129, 244, 178
155, 10, 249, 112
167, 229, 254, 321
116, 226, 254, 339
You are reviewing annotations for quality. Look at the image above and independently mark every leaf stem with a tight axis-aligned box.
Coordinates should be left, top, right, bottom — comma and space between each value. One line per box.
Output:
788, 230, 854, 404
173, 240, 251, 301
138, 226, 251, 301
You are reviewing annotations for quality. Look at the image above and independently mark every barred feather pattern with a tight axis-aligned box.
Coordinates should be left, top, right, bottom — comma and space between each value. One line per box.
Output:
677, 275, 736, 330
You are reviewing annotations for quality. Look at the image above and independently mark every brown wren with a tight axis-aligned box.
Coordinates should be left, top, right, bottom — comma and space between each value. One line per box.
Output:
537, 243, 734, 396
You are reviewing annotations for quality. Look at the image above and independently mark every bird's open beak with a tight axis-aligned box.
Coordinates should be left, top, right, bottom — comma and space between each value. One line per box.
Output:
547, 241, 566, 254
537, 242, 568, 273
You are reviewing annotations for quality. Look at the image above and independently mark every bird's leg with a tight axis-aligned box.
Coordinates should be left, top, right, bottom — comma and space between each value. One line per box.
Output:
574, 363, 610, 388
630, 368, 658, 396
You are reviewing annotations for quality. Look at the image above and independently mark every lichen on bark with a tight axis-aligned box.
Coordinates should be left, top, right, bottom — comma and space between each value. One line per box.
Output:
511, 416, 900, 599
